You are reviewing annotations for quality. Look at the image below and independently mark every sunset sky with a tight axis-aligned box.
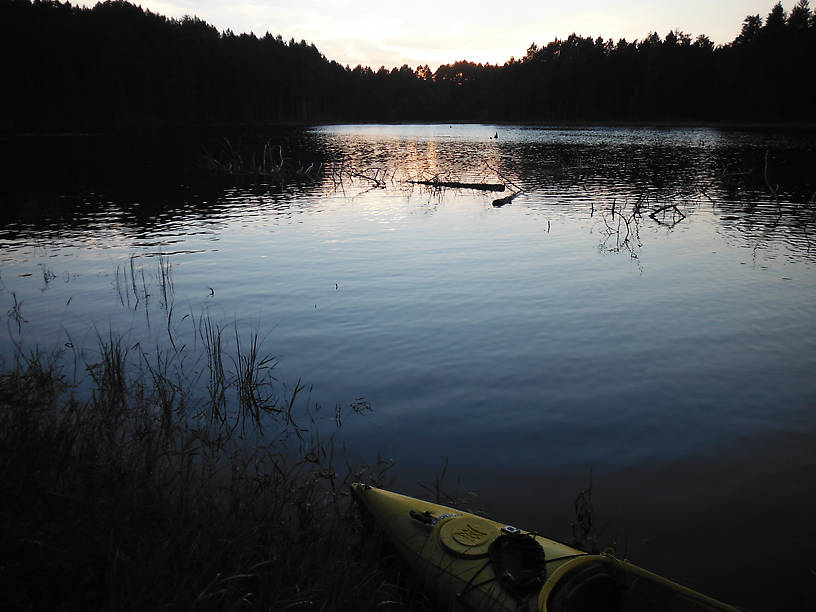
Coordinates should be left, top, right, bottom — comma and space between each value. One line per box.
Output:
78, 0, 780, 69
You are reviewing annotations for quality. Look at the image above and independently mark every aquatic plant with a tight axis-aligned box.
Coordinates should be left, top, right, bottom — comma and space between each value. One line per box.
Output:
201, 138, 323, 182
0, 322, 409, 610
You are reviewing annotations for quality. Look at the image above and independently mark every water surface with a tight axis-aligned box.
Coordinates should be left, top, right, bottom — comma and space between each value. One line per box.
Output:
2, 124, 815, 610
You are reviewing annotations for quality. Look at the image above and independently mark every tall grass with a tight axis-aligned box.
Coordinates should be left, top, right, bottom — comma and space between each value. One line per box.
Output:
2, 245, 612, 610
0, 321, 409, 610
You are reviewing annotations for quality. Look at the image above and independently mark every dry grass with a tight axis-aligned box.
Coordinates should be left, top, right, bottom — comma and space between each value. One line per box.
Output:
0, 328, 413, 611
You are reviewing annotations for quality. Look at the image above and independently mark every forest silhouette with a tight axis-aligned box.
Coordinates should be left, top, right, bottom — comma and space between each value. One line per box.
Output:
1, 0, 814, 130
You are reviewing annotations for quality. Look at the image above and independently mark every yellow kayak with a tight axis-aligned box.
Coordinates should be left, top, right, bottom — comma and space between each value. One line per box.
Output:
352, 483, 742, 612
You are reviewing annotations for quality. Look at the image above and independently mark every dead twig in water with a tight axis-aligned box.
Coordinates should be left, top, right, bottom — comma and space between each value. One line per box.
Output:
649, 203, 686, 227
7, 292, 28, 334
480, 156, 524, 194
352, 169, 385, 188
764, 149, 780, 201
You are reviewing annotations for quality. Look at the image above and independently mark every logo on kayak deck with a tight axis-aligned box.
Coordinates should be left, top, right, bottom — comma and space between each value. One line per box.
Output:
452, 523, 490, 546
440, 517, 499, 558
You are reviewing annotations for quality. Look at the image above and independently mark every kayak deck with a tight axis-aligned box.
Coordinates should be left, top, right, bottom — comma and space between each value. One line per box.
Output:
352, 483, 741, 612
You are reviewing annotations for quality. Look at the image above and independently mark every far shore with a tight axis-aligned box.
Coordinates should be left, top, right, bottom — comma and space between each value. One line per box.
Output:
2, 118, 816, 138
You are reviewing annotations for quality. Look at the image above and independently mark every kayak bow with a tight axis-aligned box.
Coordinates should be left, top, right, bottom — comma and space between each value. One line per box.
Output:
352, 483, 741, 612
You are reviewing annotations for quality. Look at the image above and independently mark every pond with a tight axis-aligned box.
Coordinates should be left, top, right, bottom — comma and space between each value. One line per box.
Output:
2, 124, 815, 609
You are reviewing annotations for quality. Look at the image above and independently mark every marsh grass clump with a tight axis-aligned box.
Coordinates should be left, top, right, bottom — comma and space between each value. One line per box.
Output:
201, 138, 323, 183
0, 331, 409, 611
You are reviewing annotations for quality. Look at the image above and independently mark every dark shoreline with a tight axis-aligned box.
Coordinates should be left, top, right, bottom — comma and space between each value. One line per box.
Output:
3, 119, 816, 138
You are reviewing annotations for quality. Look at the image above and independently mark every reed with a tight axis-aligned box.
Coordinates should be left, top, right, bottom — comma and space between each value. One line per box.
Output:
201, 139, 322, 182
0, 322, 410, 611
1, 316, 613, 610
157, 253, 174, 312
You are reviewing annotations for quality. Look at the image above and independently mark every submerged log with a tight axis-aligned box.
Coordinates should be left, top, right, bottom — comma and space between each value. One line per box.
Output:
492, 191, 522, 207
408, 179, 505, 192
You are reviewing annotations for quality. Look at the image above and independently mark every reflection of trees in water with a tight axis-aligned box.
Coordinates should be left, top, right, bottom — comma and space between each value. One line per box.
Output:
491, 140, 816, 261
714, 200, 816, 262
700, 152, 816, 260
336, 133, 816, 262
0, 131, 334, 247
2, 130, 815, 262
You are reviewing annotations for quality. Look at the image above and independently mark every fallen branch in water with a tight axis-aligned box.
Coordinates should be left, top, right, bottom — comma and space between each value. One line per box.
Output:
353, 168, 387, 188
649, 203, 686, 226
407, 179, 505, 192
480, 156, 525, 208
492, 191, 522, 207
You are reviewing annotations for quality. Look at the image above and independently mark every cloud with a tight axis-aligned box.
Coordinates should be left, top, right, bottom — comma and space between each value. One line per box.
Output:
74, 0, 778, 69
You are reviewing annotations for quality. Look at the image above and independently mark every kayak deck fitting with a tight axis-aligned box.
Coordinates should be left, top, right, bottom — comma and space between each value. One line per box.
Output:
352, 483, 742, 612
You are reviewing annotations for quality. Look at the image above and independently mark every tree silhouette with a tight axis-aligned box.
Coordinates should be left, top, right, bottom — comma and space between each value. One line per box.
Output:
735, 15, 763, 46
1, 0, 813, 129
788, 0, 812, 31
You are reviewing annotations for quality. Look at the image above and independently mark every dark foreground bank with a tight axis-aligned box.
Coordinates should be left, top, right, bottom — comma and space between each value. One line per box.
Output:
0, 338, 441, 610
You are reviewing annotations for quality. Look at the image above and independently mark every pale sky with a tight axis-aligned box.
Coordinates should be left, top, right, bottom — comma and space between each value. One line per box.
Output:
77, 1, 783, 69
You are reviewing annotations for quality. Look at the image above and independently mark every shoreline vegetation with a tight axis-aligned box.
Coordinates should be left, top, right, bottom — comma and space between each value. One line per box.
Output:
2, 252, 424, 609
0, 325, 433, 610
2, 1, 815, 131
0, 249, 497, 610
0, 255, 607, 610
0, 338, 603, 611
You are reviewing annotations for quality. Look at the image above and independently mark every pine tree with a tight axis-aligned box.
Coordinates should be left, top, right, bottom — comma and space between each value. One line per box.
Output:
788, 0, 812, 31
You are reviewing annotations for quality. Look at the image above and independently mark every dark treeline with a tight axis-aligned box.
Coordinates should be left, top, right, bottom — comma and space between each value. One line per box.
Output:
2, 0, 815, 130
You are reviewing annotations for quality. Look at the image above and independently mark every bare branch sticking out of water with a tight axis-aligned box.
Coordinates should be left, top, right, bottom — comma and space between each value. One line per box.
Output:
649, 203, 687, 227
7, 292, 27, 336
568, 476, 621, 557
598, 198, 642, 260
299, 161, 322, 177
351, 169, 386, 188
764, 149, 780, 201
417, 456, 462, 507
480, 156, 524, 194
570, 479, 596, 552
492, 191, 522, 207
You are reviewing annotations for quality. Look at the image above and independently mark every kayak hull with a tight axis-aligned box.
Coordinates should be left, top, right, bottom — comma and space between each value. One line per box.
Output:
352, 483, 742, 612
